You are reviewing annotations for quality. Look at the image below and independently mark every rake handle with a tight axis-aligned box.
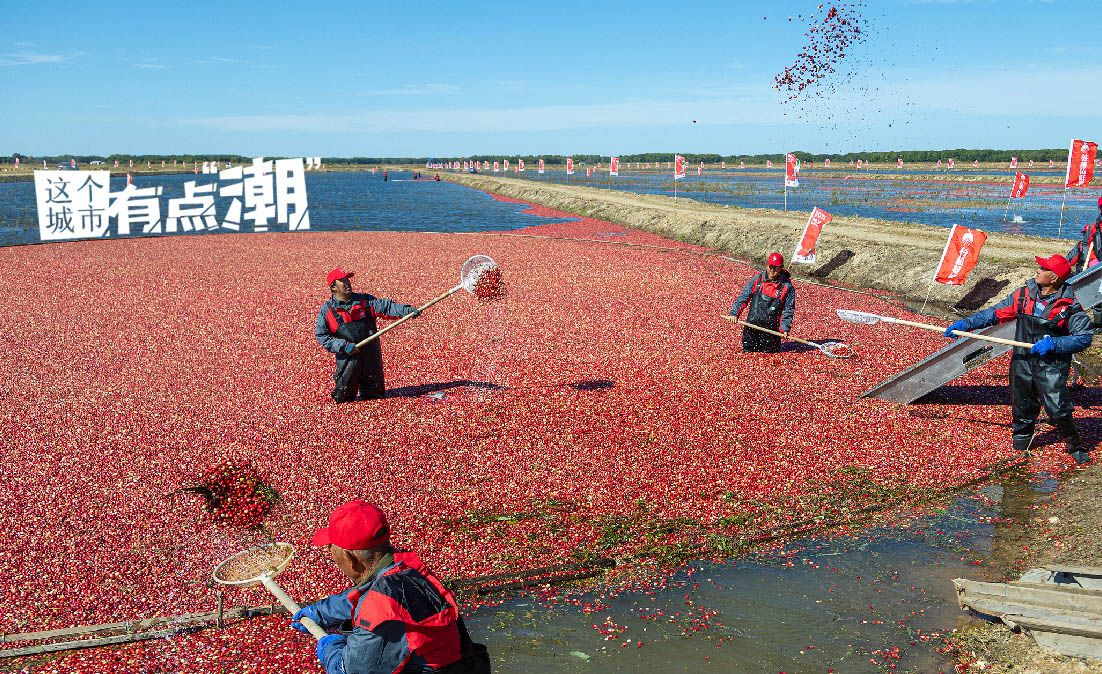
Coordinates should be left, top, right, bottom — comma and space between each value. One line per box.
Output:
724, 316, 817, 348
885, 317, 1034, 349
259, 575, 328, 640
354, 285, 463, 349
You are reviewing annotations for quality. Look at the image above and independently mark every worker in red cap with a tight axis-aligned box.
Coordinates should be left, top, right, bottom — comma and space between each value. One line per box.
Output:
945, 254, 1093, 463
290, 501, 490, 674
315, 269, 420, 403
729, 252, 796, 352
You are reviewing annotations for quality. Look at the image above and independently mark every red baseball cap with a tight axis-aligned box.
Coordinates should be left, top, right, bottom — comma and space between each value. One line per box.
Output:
1036, 254, 1072, 282
767, 252, 784, 267
326, 268, 354, 286
311, 501, 391, 550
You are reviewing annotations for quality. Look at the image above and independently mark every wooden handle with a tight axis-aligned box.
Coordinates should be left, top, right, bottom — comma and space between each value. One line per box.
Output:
884, 317, 1034, 348
723, 316, 817, 348
354, 285, 463, 349
259, 575, 328, 640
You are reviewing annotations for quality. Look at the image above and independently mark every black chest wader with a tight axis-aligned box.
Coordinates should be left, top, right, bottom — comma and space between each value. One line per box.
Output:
1009, 291, 1081, 453
330, 306, 386, 402
742, 277, 787, 353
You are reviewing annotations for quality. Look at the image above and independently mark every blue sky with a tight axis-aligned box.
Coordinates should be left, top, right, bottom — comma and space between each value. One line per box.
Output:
2, 0, 1098, 157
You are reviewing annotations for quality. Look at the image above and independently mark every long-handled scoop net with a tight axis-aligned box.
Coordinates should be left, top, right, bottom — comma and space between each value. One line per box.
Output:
835, 309, 1034, 348
354, 254, 503, 350
212, 543, 326, 640
723, 316, 855, 358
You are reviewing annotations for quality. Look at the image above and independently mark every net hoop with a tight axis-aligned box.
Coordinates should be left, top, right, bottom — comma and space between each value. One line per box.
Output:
819, 341, 855, 359
835, 309, 880, 325
212, 542, 295, 587
459, 255, 498, 294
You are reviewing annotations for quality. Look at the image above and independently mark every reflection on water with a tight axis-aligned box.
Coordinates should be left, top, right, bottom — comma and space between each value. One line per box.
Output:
470, 475, 1056, 674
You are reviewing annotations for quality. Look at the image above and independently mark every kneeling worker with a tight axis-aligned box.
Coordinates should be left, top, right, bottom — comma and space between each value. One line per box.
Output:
291, 501, 490, 674
729, 252, 796, 352
315, 269, 420, 403
945, 254, 1093, 463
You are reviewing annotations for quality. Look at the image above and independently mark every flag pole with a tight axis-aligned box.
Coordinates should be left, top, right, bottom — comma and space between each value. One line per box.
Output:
1059, 188, 1068, 238
1059, 138, 1075, 238
1002, 195, 1012, 222
920, 282, 935, 314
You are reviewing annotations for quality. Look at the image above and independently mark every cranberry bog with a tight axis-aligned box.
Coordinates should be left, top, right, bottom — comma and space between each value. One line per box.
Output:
1, 205, 1096, 672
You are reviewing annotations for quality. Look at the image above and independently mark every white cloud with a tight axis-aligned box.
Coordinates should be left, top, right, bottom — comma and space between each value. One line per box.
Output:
358, 83, 460, 97
885, 64, 1102, 116
0, 52, 67, 66
130, 59, 168, 70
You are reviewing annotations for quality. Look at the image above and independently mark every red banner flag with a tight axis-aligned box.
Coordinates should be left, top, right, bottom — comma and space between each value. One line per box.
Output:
937, 159, 942, 168
70, 158, 75, 168
1011, 172, 1030, 199
566, 157, 574, 175
503, 159, 509, 172
674, 154, 686, 180
934, 224, 987, 286
610, 156, 619, 176
586, 167, 592, 177
1010, 156, 1018, 169
493, 161, 500, 172
14, 157, 18, 167
721, 161, 726, 169
1028, 160, 1034, 168
538, 158, 544, 174
824, 158, 830, 168
793, 207, 833, 264
126, 173, 132, 186
1065, 139, 1098, 188
698, 160, 703, 176
740, 161, 745, 169
518, 159, 525, 172
897, 157, 903, 169
948, 158, 955, 169
766, 159, 773, 168
785, 153, 799, 187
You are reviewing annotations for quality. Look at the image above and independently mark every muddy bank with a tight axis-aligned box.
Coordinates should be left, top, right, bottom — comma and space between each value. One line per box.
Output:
443, 172, 1075, 312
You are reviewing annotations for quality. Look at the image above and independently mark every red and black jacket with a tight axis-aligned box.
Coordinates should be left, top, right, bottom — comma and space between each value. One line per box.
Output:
730, 270, 796, 332
315, 293, 416, 357
1067, 217, 1102, 273
959, 280, 1093, 360
310, 552, 484, 674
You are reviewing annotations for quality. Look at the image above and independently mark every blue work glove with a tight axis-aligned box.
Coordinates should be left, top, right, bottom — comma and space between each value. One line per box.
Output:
342, 342, 357, 355
316, 633, 346, 667
410, 308, 422, 318
944, 320, 968, 338
1031, 335, 1055, 357
291, 604, 322, 634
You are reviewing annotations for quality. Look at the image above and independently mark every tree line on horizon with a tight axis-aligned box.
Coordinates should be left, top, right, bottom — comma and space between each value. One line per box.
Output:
5, 149, 1069, 166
